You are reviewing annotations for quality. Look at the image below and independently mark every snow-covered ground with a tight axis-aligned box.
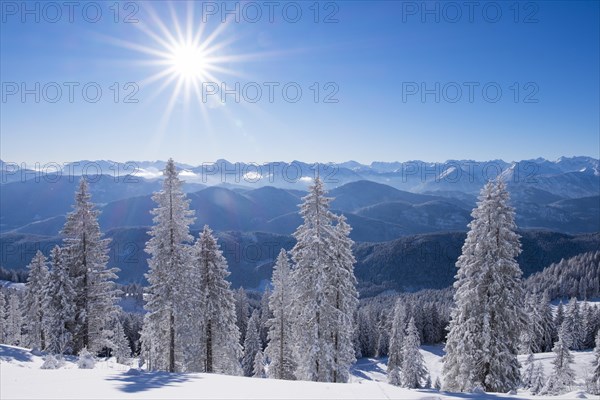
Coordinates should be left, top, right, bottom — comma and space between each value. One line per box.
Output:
0, 344, 595, 399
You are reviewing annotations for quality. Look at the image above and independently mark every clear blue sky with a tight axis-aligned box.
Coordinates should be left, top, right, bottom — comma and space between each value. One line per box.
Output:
1, 1, 598, 165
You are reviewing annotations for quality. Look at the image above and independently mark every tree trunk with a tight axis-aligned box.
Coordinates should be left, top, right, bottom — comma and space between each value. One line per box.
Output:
206, 320, 213, 373
169, 311, 175, 372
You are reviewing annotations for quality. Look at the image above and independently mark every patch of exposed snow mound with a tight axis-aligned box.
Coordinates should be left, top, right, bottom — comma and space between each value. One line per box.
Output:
77, 348, 95, 369
40, 354, 62, 369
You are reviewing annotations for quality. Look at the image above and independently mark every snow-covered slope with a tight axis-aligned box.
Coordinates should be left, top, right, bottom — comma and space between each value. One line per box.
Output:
1, 344, 596, 399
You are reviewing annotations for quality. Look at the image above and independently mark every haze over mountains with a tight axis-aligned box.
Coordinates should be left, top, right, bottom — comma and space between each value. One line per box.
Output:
1, 156, 598, 295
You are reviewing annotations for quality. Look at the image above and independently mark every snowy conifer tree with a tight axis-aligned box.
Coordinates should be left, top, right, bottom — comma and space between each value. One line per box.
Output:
590, 330, 600, 394
61, 178, 119, 354
243, 310, 262, 376
529, 363, 545, 395
259, 287, 272, 349
253, 350, 266, 378
265, 249, 296, 380
401, 317, 428, 389
387, 299, 406, 385
554, 302, 564, 337
0, 291, 6, 343
190, 225, 241, 374
521, 351, 535, 388
537, 292, 556, 352
328, 214, 359, 383
6, 291, 23, 346
542, 324, 575, 395
291, 177, 336, 382
44, 246, 76, 354
141, 159, 195, 372
564, 297, 584, 350
111, 318, 131, 364
24, 250, 49, 350
442, 180, 526, 393
235, 288, 249, 345
291, 177, 357, 382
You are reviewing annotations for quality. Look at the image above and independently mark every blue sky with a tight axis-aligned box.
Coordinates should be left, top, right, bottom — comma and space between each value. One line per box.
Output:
1, 1, 598, 164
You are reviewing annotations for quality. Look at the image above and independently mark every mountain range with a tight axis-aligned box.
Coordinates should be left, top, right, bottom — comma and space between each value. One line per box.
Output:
0, 156, 598, 296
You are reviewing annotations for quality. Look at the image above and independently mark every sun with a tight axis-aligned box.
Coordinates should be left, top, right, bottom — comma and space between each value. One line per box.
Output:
168, 43, 210, 81
104, 2, 248, 112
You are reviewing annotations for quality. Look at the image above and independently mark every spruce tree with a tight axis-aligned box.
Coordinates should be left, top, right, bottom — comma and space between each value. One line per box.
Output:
141, 159, 195, 372
521, 351, 535, 389
442, 180, 526, 393
6, 291, 24, 346
537, 292, 556, 352
243, 310, 262, 376
542, 324, 575, 395
112, 318, 132, 364
44, 246, 76, 354
529, 363, 545, 395
259, 287, 272, 349
253, 350, 266, 378
591, 330, 600, 395
191, 225, 241, 374
387, 299, 406, 385
291, 177, 358, 382
61, 178, 119, 353
24, 250, 49, 350
564, 297, 584, 350
401, 317, 428, 389
0, 291, 6, 343
265, 249, 296, 380
328, 214, 359, 383
291, 177, 336, 382
235, 288, 249, 345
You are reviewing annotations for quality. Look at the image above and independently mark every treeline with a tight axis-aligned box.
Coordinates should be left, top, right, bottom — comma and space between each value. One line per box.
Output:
526, 250, 600, 300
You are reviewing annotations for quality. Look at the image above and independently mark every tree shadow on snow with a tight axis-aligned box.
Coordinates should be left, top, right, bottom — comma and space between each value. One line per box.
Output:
350, 357, 387, 381
107, 369, 196, 393
434, 390, 530, 400
0, 345, 34, 363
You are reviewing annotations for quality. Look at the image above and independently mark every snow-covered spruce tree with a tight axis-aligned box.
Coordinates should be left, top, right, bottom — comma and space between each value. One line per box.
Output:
259, 287, 272, 349
590, 330, 600, 395
190, 225, 241, 374
24, 250, 50, 350
243, 310, 262, 376
542, 324, 575, 395
563, 297, 584, 350
554, 302, 564, 337
387, 299, 406, 385
235, 288, 249, 345
6, 291, 24, 346
442, 180, 526, 393
141, 159, 195, 372
529, 363, 545, 395
111, 318, 132, 364
537, 291, 556, 352
519, 294, 539, 354
0, 291, 6, 343
521, 351, 535, 389
61, 178, 119, 354
401, 317, 428, 389
290, 176, 337, 382
582, 302, 598, 349
265, 249, 296, 380
253, 350, 266, 378
328, 214, 359, 383
291, 177, 358, 383
44, 246, 76, 354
